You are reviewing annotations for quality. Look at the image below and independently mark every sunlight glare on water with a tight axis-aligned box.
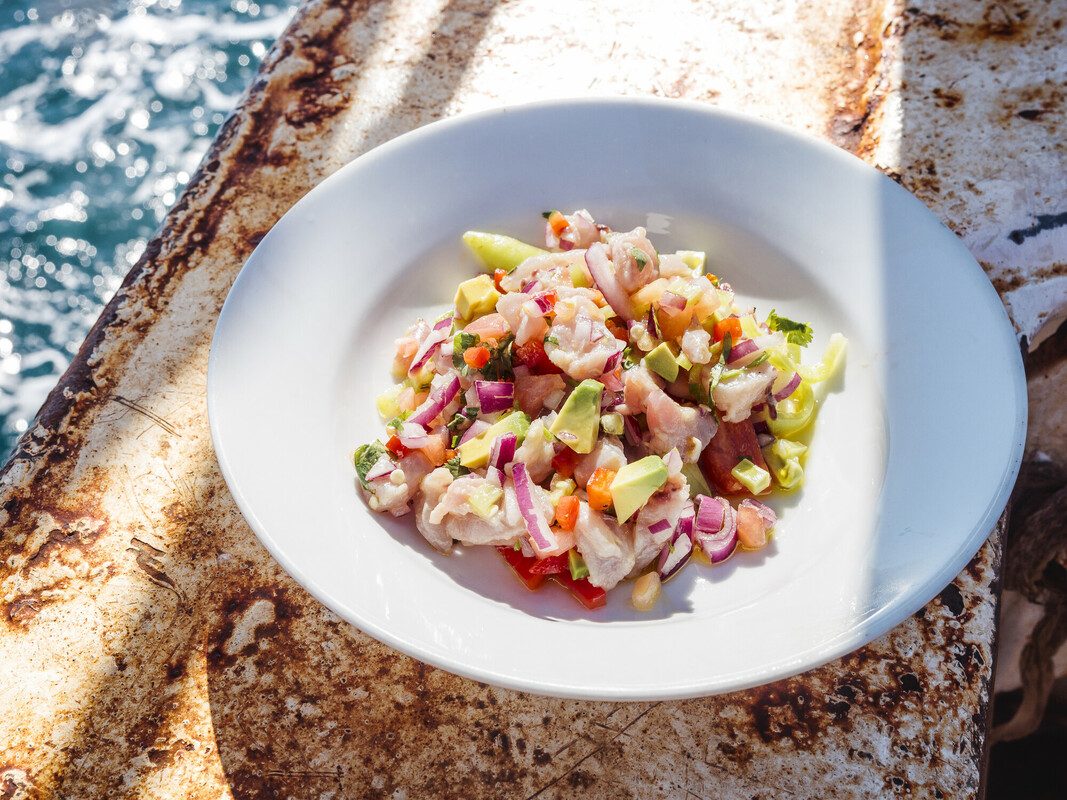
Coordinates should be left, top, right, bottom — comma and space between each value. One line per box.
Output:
0, 0, 296, 461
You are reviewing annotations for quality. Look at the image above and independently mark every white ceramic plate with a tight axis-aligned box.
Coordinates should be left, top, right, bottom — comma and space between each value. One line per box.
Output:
208, 98, 1025, 700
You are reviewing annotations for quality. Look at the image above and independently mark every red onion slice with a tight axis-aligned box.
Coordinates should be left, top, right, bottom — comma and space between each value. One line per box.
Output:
694, 495, 738, 564
773, 371, 802, 401
407, 373, 461, 428
646, 307, 660, 339
364, 454, 395, 482
487, 466, 505, 487
475, 380, 515, 414
725, 337, 759, 366
408, 316, 453, 375
397, 421, 431, 448
459, 419, 490, 445
488, 431, 518, 471
603, 349, 622, 374
512, 462, 559, 556
585, 242, 634, 321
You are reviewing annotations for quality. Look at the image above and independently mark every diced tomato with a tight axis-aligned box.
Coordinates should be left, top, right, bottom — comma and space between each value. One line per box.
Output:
493, 268, 507, 293
554, 494, 579, 531
385, 434, 409, 458
713, 316, 743, 345
551, 447, 579, 479
464, 345, 491, 369
528, 552, 570, 575
736, 503, 768, 549
586, 467, 616, 512
552, 570, 607, 610
606, 319, 629, 342
513, 338, 562, 374
699, 419, 770, 495
496, 546, 546, 590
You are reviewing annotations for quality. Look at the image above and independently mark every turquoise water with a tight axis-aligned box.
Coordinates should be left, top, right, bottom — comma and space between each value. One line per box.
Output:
0, 0, 295, 462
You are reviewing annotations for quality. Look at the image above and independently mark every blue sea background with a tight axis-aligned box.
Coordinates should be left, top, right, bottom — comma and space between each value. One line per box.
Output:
0, 0, 296, 462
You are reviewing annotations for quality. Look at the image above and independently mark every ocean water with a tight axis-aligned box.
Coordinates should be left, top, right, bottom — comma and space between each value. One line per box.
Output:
0, 0, 296, 462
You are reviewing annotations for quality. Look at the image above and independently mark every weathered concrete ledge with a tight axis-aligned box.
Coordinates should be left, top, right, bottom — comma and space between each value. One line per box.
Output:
3, 0, 1058, 796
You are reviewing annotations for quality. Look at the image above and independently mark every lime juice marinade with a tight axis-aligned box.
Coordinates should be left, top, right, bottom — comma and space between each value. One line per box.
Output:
355, 210, 846, 610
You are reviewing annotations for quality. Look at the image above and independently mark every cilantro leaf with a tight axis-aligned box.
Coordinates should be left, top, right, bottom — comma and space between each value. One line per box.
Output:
767, 310, 814, 346
480, 332, 515, 382
451, 331, 480, 374
444, 454, 470, 479
353, 441, 390, 489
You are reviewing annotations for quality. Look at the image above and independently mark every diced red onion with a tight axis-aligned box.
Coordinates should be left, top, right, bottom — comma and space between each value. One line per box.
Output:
600, 391, 620, 411
601, 369, 624, 392
662, 448, 683, 476
407, 373, 461, 428
574, 312, 593, 345
648, 518, 673, 536
756, 432, 775, 448
521, 278, 542, 293
364, 454, 395, 482
398, 421, 431, 448
658, 530, 694, 580
408, 316, 453, 374
459, 419, 490, 444
603, 349, 622, 374
695, 496, 738, 564
753, 420, 771, 436
659, 291, 687, 311
475, 380, 515, 414
585, 242, 634, 321
623, 414, 643, 446
488, 431, 518, 471
726, 337, 759, 366
774, 371, 802, 402
512, 462, 559, 556
529, 291, 556, 315
487, 466, 505, 487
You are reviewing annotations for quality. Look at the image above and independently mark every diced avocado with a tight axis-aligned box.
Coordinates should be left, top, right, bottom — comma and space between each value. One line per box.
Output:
731, 458, 771, 494
644, 341, 679, 382
462, 231, 546, 272
376, 383, 404, 420
571, 260, 592, 288
676, 250, 706, 275
675, 351, 693, 372
610, 455, 669, 523
457, 411, 531, 468
568, 550, 590, 580
549, 379, 603, 454
454, 274, 500, 321
466, 483, 503, 518
680, 462, 713, 499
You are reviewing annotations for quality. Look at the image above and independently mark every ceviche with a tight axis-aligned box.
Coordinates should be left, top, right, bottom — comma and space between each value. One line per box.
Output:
354, 210, 846, 610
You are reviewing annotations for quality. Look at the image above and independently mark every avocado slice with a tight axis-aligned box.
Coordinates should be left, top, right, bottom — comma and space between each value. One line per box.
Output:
549, 379, 603, 454
462, 231, 546, 272
644, 341, 679, 382
457, 411, 531, 468
610, 455, 669, 523
454, 274, 500, 321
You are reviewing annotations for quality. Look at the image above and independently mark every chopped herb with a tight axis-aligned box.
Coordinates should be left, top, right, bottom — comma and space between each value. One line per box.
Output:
544, 335, 560, 346
721, 331, 733, 364
444, 454, 470, 479
631, 247, 649, 268
541, 210, 557, 219
353, 441, 390, 489
480, 332, 515, 382
452, 331, 480, 373
748, 351, 770, 369
446, 406, 479, 433
621, 346, 638, 371
767, 310, 814, 346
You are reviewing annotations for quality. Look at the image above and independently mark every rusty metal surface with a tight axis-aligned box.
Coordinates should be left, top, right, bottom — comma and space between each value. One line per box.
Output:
0, 0, 1043, 796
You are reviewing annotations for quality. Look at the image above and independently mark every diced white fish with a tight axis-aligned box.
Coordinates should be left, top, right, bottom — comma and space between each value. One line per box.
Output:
712, 361, 778, 423
500, 252, 585, 293
574, 435, 627, 487
609, 227, 659, 293
545, 295, 624, 380
574, 500, 635, 590
496, 291, 549, 346
416, 469, 527, 552
514, 373, 567, 417
645, 387, 718, 462
513, 416, 557, 483
362, 451, 435, 518
629, 474, 689, 576
680, 321, 713, 365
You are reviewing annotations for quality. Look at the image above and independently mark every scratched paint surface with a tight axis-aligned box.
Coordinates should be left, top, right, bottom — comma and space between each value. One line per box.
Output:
0, 0, 1029, 797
